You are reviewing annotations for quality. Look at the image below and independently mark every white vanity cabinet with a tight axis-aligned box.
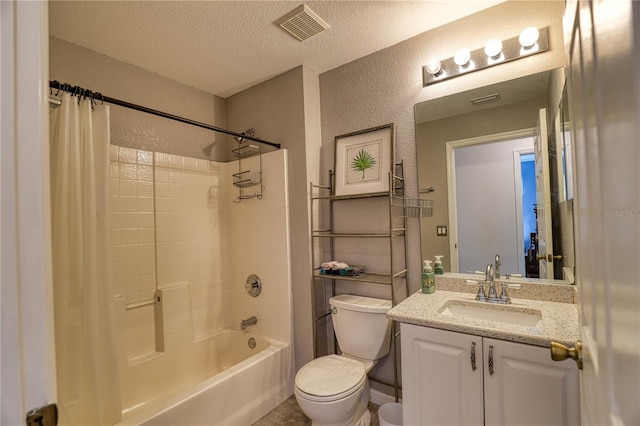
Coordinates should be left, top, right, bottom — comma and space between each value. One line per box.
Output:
401, 323, 484, 425
401, 323, 579, 425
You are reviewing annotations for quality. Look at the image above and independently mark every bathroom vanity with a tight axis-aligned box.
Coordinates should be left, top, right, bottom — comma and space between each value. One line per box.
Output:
387, 276, 579, 425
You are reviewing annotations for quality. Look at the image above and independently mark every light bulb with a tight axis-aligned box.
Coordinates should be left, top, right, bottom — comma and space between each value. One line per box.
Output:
519, 27, 540, 48
426, 59, 442, 75
454, 48, 471, 66
484, 39, 503, 58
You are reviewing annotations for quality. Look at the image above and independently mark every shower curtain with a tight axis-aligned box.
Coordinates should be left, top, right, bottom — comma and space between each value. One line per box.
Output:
50, 93, 122, 425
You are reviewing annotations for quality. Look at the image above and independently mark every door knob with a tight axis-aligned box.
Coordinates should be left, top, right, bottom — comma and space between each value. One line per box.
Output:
550, 340, 582, 369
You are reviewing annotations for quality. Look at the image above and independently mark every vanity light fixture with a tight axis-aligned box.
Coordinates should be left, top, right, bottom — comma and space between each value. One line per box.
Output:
423, 27, 549, 87
519, 27, 540, 48
425, 59, 443, 76
484, 39, 503, 58
454, 48, 471, 67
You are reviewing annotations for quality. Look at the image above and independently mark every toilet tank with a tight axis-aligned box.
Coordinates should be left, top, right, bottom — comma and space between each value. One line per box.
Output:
329, 294, 392, 360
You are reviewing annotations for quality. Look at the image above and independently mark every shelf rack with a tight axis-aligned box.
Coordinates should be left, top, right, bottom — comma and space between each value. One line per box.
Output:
309, 161, 433, 402
232, 142, 262, 202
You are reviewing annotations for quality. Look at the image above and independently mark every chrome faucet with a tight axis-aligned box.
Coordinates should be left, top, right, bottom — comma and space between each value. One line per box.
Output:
486, 263, 498, 301
475, 262, 512, 304
499, 282, 511, 304
476, 263, 494, 302
495, 254, 501, 279
475, 280, 487, 301
241, 316, 257, 331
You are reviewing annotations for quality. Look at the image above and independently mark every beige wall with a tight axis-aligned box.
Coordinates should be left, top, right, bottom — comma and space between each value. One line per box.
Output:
50, 37, 228, 161
226, 66, 319, 371
319, 0, 565, 288
318, 0, 565, 397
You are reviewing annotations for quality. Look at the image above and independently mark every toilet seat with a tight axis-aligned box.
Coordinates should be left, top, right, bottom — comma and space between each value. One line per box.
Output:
295, 355, 366, 402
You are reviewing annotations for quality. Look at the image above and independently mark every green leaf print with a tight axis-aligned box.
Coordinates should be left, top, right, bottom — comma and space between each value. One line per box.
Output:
351, 149, 377, 179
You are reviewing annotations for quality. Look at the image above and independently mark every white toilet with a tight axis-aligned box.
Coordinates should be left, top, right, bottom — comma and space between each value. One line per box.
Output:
295, 294, 392, 426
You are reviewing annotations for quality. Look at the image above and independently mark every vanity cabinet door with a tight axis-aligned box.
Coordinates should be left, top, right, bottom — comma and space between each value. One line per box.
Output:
401, 323, 484, 426
483, 337, 579, 426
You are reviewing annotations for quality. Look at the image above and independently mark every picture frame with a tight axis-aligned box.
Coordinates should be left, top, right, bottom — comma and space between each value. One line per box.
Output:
333, 123, 395, 196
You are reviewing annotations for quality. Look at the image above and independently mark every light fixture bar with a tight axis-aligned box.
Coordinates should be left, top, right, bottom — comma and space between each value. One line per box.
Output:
423, 27, 549, 87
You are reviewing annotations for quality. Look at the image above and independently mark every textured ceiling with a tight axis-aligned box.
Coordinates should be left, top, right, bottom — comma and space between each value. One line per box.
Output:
49, 1, 505, 98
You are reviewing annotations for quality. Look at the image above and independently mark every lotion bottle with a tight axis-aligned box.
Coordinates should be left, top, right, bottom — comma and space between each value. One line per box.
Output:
434, 255, 445, 275
422, 260, 435, 294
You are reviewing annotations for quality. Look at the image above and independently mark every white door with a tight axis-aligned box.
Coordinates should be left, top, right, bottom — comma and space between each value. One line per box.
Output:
563, 0, 640, 424
446, 130, 534, 274
401, 324, 483, 426
0, 1, 57, 424
483, 338, 579, 426
533, 108, 555, 279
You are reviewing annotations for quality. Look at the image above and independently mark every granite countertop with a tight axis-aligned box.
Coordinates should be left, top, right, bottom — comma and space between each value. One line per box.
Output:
387, 290, 578, 347
434, 273, 576, 303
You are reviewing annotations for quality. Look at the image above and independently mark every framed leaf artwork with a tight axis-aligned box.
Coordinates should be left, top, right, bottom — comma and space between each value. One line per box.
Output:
333, 123, 395, 196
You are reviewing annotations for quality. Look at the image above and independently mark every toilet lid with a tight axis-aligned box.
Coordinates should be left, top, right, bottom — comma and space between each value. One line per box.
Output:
295, 355, 366, 398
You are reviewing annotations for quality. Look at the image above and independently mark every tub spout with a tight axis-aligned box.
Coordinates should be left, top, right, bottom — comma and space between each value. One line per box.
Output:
241, 316, 257, 331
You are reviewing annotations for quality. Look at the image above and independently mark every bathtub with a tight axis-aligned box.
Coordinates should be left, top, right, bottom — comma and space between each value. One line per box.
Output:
117, 329, 293, 425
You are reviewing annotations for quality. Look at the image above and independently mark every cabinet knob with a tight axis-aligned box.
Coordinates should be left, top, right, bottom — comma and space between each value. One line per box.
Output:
549, 340, 583, 370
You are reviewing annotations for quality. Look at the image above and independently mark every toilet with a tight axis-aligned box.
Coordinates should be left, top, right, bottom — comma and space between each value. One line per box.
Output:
295, 294, 392, 426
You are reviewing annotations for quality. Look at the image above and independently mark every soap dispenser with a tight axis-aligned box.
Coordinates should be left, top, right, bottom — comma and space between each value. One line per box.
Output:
422, 260, 435, 294
434, 255, 444, 275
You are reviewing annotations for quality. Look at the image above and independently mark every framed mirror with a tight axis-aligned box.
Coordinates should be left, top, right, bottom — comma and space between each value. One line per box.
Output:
416, 67, 574, 281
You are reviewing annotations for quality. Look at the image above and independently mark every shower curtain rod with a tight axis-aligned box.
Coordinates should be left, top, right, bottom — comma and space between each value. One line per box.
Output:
49, 80, 281, 149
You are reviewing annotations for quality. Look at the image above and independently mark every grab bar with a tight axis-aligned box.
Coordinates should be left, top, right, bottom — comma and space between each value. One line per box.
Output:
125, 296, 160, 311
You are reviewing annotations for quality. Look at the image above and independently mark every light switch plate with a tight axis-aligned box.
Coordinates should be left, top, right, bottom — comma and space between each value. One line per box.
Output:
437, 225, 448, 236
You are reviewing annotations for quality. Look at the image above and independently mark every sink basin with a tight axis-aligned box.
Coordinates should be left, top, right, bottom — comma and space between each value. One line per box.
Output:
438, 300, 543, 328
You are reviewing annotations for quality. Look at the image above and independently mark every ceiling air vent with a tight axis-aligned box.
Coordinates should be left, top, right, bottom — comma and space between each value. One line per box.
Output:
470, 93, 501, 106
276, 4, 330, 42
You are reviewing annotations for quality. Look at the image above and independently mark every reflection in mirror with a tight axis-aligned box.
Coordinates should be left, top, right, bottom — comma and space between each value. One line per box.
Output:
447, 131, 536, 276
559, 86, 574, 201
416, 68, 574, 281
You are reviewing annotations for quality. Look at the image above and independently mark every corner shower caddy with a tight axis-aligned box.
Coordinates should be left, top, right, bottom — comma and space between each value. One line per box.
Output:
310, 161, 434, 402
232, 135, 263, 202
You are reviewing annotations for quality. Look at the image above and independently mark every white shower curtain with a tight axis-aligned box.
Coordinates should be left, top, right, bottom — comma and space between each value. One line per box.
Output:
50, 93, 122, 425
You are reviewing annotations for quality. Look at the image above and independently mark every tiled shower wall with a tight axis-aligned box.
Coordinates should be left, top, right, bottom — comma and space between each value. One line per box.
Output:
110, 147, 291, 363
154, 153, 229, 345
227, 152, 293, 345
110, 146, 229, 361
110, 146, 157, 360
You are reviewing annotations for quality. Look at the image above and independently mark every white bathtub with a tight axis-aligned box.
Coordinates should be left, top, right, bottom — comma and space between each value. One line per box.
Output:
117, 329, 293, 425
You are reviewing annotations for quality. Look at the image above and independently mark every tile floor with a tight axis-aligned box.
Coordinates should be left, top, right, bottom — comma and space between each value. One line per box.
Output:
253, 395, 380, 426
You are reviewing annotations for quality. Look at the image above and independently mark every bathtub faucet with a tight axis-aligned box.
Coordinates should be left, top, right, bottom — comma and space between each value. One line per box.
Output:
241, 316, 257, 331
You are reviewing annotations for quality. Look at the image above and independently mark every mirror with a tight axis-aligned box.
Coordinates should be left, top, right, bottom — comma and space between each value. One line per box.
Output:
416, 67, 574, 281
558, 85, 574, 202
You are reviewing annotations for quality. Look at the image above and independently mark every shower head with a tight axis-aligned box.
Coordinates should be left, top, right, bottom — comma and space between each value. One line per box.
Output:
234, 128, 255, 143
202, 141, 216, 157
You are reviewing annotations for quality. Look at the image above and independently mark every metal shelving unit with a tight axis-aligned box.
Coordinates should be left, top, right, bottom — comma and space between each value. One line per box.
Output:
310, 162, 432, 402
232, 142, 262, 202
